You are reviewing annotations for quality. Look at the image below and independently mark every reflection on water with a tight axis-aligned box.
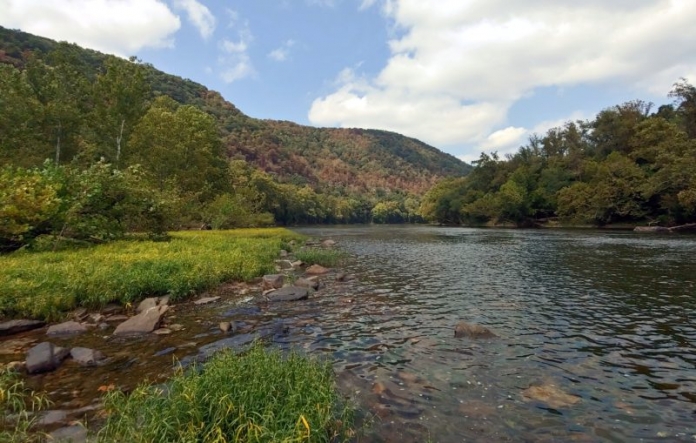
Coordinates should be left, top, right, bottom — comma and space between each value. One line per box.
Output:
289, 226, 696, 442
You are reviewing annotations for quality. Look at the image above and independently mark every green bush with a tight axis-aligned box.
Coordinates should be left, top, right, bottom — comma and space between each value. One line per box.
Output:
99, 345, 354, 443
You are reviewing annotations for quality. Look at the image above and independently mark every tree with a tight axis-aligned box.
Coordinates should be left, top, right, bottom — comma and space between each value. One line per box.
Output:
93, 56, 149, 165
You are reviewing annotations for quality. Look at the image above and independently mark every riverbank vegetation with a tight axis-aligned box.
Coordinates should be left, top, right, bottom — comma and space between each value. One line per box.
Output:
420, 80, 696, 228
100, 345, 354, 442
0, 229, 302, 321
0, 369, 49, 443
0, 26, 468, 242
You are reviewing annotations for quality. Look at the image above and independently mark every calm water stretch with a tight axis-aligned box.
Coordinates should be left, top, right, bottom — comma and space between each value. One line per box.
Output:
290, 226, 696, 442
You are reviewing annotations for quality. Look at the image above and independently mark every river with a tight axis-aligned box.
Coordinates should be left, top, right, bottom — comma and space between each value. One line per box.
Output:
7, 225, 696, 442
291, 225, 696, 442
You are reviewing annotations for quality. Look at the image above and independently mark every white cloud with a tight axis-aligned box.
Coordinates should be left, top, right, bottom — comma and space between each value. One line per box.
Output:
173, 0, 216, 39
0, 0, 180, 56
268, 40, 295, 62
309, 0, 696, 150
217, 10, 254, 83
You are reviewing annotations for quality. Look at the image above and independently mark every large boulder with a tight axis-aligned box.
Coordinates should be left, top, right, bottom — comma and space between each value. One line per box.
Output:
0, 319, 45, 336
47, 321, 87, 336
454, 321, 497, 339
113, 305, 168, 336
25, 342, 70, 374
266, 286, 310, 302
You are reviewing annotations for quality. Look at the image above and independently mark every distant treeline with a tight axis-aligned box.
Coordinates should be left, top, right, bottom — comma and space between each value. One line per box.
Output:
420, 80, 696, 227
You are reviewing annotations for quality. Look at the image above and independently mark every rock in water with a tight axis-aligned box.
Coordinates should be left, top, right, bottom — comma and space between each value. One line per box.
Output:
26, 342, 70, 374
522, 383, 581, 408
454, 321, 497, 339
266, 286, 310, 302
70, 347, 106, 366
306, 264, 329, 275
113, 306, 168, 336
0, 319, 45, 336
193, 296, 221, 305
262, 274, 284, 290
46, 321, 87, 336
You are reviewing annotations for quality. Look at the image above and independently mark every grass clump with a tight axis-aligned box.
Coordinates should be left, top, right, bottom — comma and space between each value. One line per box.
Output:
0, 228, 303, 320
0, 369, 50, 442
99, 344, 354, 443
294, 248, 347, 268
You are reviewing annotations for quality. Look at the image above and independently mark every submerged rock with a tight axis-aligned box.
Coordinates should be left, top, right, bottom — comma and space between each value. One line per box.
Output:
26, 342, 70, 374
522, 383, 581, 408
454, 321, 497, 339
0, 319, 45, 336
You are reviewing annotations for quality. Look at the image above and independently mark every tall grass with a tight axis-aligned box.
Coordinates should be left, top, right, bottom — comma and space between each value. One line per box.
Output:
99, 344, 354, 443
294, 248, 347, 268
0, 229, 303, 321
0, 369, 50, 443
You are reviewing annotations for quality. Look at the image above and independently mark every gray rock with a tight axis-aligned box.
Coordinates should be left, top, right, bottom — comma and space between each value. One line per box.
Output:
262, 274, 284, 290
266, 286, 310, 302
37, 410, 68, 426
136, 297, 159, 313
48, 424, 89, 443
335, 272, 348, 282
153, 328, 172, 335
193, 296, 220, 305
113, 306, 168, 336
70, 347, 106, 366
321, 239, 336, 247
0, 319, 45, 336
71, 308, 88, 321
295, 277, 319, 290
291, 260, 304, 270
26, 342, 70, 374
104, 315, 129, 323
279, 249, 288, 258
219, 321, 238, 334
47, 321, 87, 337
100, 304, 123, 316
454, 321, 497, 339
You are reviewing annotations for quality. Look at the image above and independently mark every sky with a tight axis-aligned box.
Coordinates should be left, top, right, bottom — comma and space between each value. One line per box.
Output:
1, 0, 695, 163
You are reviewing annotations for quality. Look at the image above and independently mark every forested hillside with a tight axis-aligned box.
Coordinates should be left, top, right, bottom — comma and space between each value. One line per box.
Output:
0, 26, 469, 243
420, 86, 696, 227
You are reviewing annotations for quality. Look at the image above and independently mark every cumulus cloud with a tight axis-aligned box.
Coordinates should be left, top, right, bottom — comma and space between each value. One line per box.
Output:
217, 9, 255, 83
0, 0, 180, 56
309, 0, 696, 150
173, 0, 216, 39
268, 40, 295, 62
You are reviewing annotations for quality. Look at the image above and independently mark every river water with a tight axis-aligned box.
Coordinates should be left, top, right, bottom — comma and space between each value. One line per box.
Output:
6, 226, 696, 442
290, 225, 696, 442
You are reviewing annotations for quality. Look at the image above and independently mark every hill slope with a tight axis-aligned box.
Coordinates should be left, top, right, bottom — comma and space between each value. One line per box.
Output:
0, 26, 470, 198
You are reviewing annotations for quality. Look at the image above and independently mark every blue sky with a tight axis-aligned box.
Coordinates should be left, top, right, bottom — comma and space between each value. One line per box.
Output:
2, 0, 695, 162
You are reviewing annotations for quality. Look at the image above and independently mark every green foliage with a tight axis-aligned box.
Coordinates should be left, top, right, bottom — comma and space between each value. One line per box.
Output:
294, 248, 347, 267
99, 344, 354, 443
202, 193, 274, 229
420, 80, 696, 227
0, 229, 302, 320
0, 369, 51, 443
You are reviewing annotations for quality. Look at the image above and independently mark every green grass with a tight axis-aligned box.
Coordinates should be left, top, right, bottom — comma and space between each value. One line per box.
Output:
0, 229, 304, 321
294, 248, 347, 268
99, 344, 354, 443
0, 369, 50, 443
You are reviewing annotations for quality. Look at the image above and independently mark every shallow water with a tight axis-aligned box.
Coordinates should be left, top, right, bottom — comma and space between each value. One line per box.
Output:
4, 225, 696, 442
290, 226, 696, 442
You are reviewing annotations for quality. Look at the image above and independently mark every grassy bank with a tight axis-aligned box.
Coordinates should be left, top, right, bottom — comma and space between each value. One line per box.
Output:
0, 369, 49, 443
100, 344, 353, 442
0, 228, 303, 321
